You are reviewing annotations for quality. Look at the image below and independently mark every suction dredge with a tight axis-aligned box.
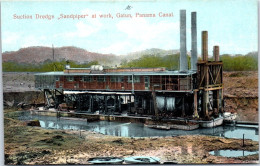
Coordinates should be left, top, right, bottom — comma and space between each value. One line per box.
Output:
35, 10, 225, 130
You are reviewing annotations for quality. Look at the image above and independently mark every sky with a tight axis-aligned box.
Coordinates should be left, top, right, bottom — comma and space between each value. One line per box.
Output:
1, 0, 258, 56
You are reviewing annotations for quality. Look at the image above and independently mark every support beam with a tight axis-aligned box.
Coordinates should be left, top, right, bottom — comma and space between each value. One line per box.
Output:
213, 90, 219, 116
115, 95, 118, 112
105, 95, 107, 113
203, 91, 209, 118
152, 91, 158, 118
129, 94, 131, 113
182, 97, 185, 117
220, 89, 224, 113
88, 95, 91, 112
149, 98, 152, 115
44, 89, 51, 107
164, 96, 167, 112
77, 95, 81, 111
91, 95, 93, 112
143, 99, 147, 114
142, 97, 144, 113
193, 90, 199, 117
113, 95, 116, 113
134, 95, 137, 114
132, 74, 134, 93
216, 90, 220, 112
119, 96, 122, 113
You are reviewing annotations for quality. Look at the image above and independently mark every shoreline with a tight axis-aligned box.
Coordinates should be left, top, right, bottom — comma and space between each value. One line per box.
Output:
4, 109, 259, 165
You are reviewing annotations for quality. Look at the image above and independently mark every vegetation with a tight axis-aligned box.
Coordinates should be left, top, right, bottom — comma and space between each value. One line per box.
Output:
120, 54, 182, 70
220, 52, 258, 71
3, 60, 98, 72
2, 52, 258, 72
121, 52, 258, 71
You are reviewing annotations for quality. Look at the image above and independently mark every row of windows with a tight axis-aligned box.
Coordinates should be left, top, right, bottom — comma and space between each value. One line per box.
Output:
56, 76, 142, 83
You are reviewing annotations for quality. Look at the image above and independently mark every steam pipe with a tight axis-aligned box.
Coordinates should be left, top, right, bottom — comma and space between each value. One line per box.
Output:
191, 12, 197, 71
213, 46, 220, 61
202, 31, 208, 61
180, 10, 188, 71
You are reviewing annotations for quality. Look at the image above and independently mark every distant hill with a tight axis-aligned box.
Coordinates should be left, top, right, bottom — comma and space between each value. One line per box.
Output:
2, 46, 258, 72
2, 46, 120, 66
4, 46, 255, 69
2, 47, 182, 67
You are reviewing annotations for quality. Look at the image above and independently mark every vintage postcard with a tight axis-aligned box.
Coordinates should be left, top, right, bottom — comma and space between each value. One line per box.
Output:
2, 0, 259, 165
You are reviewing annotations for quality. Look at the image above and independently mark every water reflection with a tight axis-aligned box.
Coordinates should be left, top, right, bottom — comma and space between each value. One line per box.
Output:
209, 150, 258, 157
18, 111, 258, 141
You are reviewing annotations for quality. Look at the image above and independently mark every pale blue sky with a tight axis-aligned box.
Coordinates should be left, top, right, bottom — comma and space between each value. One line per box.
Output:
2, 0, 258, 56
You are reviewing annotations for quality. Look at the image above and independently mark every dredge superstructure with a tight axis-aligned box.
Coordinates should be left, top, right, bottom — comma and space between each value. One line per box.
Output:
35, 10, 223, 121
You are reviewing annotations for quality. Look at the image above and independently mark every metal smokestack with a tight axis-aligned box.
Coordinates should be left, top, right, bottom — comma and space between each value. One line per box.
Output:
213, 46, 220, 61
191, 12, 197, 71
180, 10, 188, 71
202, 31, 208, 61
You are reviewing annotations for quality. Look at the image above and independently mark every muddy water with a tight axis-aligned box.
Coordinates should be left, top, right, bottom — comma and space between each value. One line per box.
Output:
18, 111, 259, 141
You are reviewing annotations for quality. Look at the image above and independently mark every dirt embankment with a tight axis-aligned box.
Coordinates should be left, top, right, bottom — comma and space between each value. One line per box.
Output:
223, 71, 258, 122
223, 71, 258, 98
4, 110, 259, 165
225, 98, 258, 122
3, 91, 44, 108
3, 72, 44, 108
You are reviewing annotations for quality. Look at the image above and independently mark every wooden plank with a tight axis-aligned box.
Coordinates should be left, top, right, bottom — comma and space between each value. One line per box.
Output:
208, 68, 215, 85
197, 61, 223, 65
205, 87, 223, 91
199, 67, 206, 87
214, 66, 222, 84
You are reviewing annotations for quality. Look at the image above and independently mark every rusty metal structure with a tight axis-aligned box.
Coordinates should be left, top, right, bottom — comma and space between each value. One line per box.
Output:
35, 10, 223, 120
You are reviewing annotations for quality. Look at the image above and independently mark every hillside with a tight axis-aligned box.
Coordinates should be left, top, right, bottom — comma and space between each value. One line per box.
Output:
2, 46, 257, 71
2, 46, 120, 66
